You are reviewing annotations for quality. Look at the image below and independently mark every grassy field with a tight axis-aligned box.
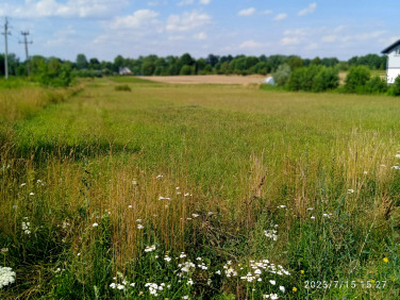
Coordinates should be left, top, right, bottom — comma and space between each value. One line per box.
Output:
1, 77, 400, 299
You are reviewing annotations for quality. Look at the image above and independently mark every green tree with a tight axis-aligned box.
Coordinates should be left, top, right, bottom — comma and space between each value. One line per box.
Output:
273, 64, 291, 87
76, 53, 88, 70
344, 66, 371, 93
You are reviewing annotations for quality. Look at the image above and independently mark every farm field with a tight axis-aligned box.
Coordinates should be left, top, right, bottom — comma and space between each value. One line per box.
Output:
1, 77, 400, 299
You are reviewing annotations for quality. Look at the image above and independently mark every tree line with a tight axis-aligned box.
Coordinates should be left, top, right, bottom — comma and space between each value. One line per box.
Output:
0, 52, 387, 87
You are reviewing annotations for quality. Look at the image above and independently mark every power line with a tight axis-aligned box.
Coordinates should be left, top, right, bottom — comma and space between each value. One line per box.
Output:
2, 17, 11, 79
20, 31, 33, 77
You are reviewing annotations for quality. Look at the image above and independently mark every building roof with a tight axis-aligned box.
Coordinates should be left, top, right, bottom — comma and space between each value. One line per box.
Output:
382, 39, 400, 54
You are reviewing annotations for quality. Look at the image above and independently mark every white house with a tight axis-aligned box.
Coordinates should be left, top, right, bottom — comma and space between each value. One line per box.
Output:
119, 67, 132, 76
382, 40, 400, 84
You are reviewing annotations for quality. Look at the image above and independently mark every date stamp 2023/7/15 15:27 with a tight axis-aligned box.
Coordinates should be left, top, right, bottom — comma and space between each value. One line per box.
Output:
304, 280, 387, 290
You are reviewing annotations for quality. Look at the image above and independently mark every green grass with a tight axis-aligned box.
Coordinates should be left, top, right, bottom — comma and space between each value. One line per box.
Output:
0, 77, 399, 299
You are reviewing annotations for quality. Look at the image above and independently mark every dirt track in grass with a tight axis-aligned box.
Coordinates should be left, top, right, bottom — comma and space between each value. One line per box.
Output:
141, 74, 267, 85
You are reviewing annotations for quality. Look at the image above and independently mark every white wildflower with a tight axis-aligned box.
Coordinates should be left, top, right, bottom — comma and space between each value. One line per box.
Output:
347, 189, 355, 194
156, 174, 163, 179
391, 166, 400, 170
0, 266, 16, 289
144, 245, 156, 252
137, 224, 144, 230
20, 183, 26, 187
92, 223, 99, 227
269, 280, 276, 285
29, 192, 34, 196
117, 284, 125, 290
277, 205, 286, 209
109, 282, 116, 289
279, 286, 285, 293
395, 154, 400, 158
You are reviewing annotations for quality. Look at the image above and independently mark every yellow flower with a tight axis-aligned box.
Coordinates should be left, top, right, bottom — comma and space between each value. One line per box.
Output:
300, 270, 305, 275
383, 257, 389, 263
292, 287, 298, 292
370, 279, 375, 283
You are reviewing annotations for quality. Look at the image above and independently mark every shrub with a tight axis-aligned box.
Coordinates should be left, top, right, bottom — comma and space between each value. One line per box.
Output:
272, 64, 291, 87
287, 66, 339, 92
114, 84, 131, 92
365, 76, 388, 94
387, 74, 400, 96
344, 66, 370, 93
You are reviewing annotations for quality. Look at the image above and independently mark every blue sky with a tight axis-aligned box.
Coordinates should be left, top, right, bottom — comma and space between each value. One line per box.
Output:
1, 0, 399, 62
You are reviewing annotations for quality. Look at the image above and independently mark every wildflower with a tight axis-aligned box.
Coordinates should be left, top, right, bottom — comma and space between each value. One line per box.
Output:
347, 189, 355, 194
1, 248, 8, 253
128, 205, 133, 208
395, 154, 400, 158
187, 279, 193, 285
29, 192, 34, 196
164, 255, 172, 262
92, 222, 99, 227
109, 282, 116, 289
370, 279, 375, 283
363, 171, 368, 175
207, 278, 212, 285
307, 207, 314, 211
270, 280, 276, 285
391, 166, 400, 170
156, 174, 163, 178
292, 287, 297, 292
144, 245, 156, 252
196, 257, 202, 261
383, 257, 389, 263
215, 270, 221, 275
137, 224, 144, 230
55, 268, 61, 273
192, 213, 199, 218
184, 193, 190, 196
130, 283, 136, 287
0, 266, 16, 289
20, 183, 26, 187
263, 293, 279, 299
136, 219, 142, 222
132, 180, 138, 185
117, 284, 125, 290
182, 296, 189, 300
300, 270, 305, 274
179, 252, 187, 258
158, 196, 171, 201
277, 205, 286, 209
310, 216, 316, 220
279, 286, 285, 293
264, 229, 278, 241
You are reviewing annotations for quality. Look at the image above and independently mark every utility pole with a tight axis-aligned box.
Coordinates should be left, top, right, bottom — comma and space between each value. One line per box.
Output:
2, 18, 11, 80
20, 31, 33, 77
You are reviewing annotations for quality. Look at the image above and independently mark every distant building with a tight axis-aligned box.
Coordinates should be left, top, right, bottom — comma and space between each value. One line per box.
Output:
119, 67, 132, 76
382, 40, 400, 84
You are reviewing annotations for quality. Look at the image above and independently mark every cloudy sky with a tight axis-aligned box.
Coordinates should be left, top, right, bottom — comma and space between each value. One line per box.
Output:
1, 0, 399, 62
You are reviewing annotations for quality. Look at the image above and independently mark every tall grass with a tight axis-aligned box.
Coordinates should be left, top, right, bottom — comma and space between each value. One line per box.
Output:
0, 77, 399, 298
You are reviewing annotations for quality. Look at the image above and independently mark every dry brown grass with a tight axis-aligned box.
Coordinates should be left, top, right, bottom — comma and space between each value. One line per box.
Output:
141, 74, 267, 85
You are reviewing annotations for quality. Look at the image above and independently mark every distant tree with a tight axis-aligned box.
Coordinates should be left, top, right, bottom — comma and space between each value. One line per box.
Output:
180, 64, 194, 75
273, 64, 291, 86
206, 54, 220, 67
311, 56, 322, 65
180, 53, 194, 66
287, 56, 304, 71
142, 61, 156, 76
89, 58, 100, 70
113, 55, 125, 72
76, 53, 88, 70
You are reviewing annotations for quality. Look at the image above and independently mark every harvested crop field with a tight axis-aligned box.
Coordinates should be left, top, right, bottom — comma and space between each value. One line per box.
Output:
141, 74, 267, 85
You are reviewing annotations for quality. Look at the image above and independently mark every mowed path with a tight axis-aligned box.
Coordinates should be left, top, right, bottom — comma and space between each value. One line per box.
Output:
141, 74, 267, 85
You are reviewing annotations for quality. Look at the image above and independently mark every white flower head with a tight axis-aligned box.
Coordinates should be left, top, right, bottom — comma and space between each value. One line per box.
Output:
0, 266, 16, 289
92, 222, 99, 227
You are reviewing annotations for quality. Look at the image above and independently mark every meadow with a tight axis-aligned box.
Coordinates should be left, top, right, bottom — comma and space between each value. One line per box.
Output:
0, 76, 399, 299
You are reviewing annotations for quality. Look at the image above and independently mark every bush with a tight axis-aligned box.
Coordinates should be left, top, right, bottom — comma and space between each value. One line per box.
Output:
287, 66, 339, 92
114, 84, 131, 92
388, 74, 400, 96
344, 66, 370, 93
272, 64, 291, 87
365, 76, 388, 94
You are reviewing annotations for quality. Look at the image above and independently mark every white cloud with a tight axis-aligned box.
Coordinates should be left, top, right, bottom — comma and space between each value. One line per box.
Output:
110, 9, 161, 30
262, 10, 273, 15
298, 2, 317, 16
239, 40, 263, 49
355, 30, 386, 41
273, 13, 287, 21
281, 37, 300, 45
199, 0, 211, 4
46, 26, 76, 46
194, 32, 207, 40
167, 11, 211, 32
238, 8, 256, 17
322, 35, 337, 43
0, 0, 127, 18
177, 0, 194, 6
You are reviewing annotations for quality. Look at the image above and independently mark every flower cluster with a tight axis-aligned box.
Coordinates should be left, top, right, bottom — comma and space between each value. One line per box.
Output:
145, 282, 165, 296
0, 266, 16, 289
22, 217, 31, 235
264, 225, 278, 241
